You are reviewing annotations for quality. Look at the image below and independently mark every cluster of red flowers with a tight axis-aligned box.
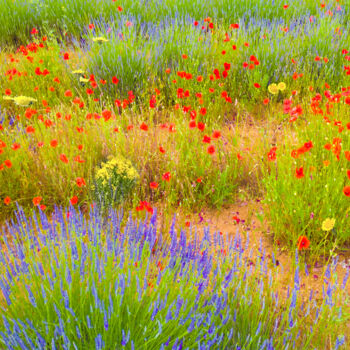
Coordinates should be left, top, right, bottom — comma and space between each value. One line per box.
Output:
291, 141, 313, 160
135, 201, 153, 214
267, 146, 277, 161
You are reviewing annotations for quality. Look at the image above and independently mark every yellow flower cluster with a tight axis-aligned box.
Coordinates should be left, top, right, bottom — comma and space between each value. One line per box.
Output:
94, 155, 139, 188
268, 82, 286, 95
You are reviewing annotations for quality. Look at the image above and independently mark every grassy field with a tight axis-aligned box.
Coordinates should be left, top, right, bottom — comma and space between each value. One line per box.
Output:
1, 0, 350, 348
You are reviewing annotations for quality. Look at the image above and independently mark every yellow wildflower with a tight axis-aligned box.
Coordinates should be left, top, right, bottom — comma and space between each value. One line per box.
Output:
268, 83, 279, 95
72, 69, 85, 75
79, 77, 90, 83
3, 95, 37, 106
92, 36, 109, 42
322, 218, 335, 231
277, 82, 286, 91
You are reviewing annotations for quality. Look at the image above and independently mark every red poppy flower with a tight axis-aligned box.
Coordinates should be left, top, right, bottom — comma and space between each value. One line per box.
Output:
33, 196, 42, 206
11, 143, 20, 150
4, 196, 11, 205
189, 120, 196, 129
76, 177, 86, 187
150, 182, 159, 189
60, 154, 69, 163
74, 155, 85, 163
291, 150, 298, 158
149, 95, 156, 108
267, 147, 277, 161
345, 151, 350, 161
4, 160, 12, 168
295, 167, 305, 178
199, 107, 207, 116
162, 172, 171, 182
159, 146, 166, 154
50, 139, 58, 147
64, 90, 72, 97
304, 141, 313, 150
212, 130, 221, 139
202, 135, 211, 143
112, 76, 119, 85
223, 62, 231, 71
197, 122, 205, 131
26, 126, 35, 133
140, 122, 148, 131
70, 196, 78, 205
4, 89, 11, 96
343, 186, 350, 197
297, 236, 310, 250
207, 145, 215, 154
63, 53, 69, 60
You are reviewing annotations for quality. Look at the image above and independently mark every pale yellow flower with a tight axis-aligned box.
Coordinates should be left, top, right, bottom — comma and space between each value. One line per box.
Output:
3, 95, 37, 106
72, 69, 85, 75
92, 36, 109, 42
322, 218, 335, 231
277, 82, 286, 91
268, 83, 279, 95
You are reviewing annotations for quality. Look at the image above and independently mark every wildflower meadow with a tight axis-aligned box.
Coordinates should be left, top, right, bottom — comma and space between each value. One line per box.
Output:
1, 0, 350, 348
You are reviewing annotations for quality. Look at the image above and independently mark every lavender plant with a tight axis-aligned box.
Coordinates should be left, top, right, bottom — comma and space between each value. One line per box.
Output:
0, 206, 347, 349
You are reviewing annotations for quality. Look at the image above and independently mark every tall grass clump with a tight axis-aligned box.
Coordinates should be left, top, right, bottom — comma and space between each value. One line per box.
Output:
0, 206, 348, 348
